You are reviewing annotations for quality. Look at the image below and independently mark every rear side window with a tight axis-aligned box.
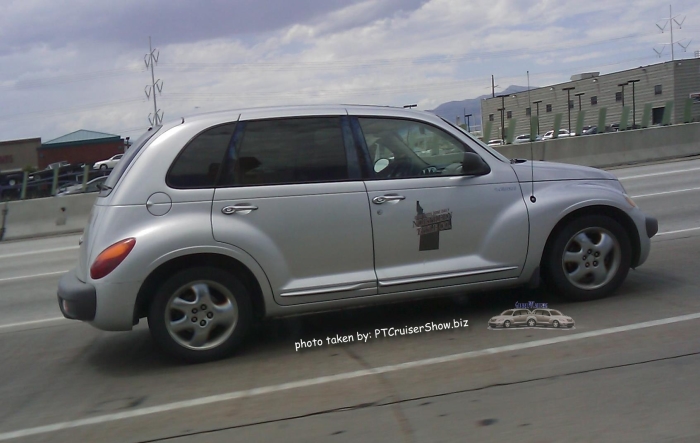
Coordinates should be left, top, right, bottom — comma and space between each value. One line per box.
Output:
167, 123, 237, 189
227, 117, 348, 186
100, 125, 162, 196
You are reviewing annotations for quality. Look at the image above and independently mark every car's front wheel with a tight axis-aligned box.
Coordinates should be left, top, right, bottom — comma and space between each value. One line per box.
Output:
543, 215, 631, 301
100, 164, 107, 170
148, 267, 253, 363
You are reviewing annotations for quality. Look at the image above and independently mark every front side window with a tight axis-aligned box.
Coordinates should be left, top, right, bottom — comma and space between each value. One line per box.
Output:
358, 117, 471, 179
231, 117, 348, 186
167, 123, 237, 189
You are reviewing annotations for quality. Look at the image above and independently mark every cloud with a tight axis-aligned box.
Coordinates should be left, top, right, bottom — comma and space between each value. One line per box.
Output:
0, 0, 699, 141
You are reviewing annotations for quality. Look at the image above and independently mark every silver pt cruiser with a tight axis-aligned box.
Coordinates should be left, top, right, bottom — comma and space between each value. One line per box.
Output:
57, 105, 658, 362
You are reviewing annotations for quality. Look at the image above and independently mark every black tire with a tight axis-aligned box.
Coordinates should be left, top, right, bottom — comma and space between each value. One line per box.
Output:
552, 320, 560, 328
148, 267, 253, 363
543, 214, 631, 301
504, 320, 511, 328
100, 164, 107, 170
527, 318, 536, 327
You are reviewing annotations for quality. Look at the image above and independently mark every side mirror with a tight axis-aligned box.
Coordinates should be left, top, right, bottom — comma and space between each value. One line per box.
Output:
461, 152, 491, 176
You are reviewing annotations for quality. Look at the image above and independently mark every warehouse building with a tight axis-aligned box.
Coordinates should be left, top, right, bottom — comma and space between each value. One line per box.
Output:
481, 57, 700, 140
38, 130, 126, 169
0, 138, 40, 173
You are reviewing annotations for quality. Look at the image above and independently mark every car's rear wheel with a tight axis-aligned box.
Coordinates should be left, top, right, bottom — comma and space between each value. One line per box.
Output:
527, 318, 536, 327
148, 267, 253, 363
543, 215, 631, 301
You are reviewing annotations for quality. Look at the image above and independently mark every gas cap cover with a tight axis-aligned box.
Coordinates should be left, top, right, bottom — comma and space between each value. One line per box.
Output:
146, 192, 172, 216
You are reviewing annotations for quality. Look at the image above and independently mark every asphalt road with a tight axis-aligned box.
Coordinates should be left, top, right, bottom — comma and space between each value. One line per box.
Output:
2, 157, 700, 442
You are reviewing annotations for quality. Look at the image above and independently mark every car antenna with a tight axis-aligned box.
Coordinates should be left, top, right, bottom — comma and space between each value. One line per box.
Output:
527, 70, 536, 203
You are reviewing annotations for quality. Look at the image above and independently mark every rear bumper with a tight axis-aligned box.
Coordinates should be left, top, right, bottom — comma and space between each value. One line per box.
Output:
57, 269, 96, 321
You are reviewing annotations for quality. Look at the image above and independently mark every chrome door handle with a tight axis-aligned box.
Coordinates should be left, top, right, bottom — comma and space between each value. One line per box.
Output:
372, 195, 405, 204
222, 204, 258, 215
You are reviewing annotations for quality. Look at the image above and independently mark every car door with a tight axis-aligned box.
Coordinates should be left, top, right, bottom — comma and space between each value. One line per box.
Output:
354, 115, 529, 294
211, 115, 377, 305
513, 310, 529, 326
534, 309, 549, 325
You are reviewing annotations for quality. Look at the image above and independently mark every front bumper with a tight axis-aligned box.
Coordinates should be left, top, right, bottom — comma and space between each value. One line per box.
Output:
646, 217, 658, 238
57, 270, 96, 321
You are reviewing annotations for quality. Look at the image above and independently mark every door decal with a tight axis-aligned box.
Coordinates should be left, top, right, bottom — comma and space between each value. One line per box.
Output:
413, 201, 452, 251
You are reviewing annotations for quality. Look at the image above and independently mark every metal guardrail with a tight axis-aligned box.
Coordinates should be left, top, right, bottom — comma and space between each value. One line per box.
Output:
0, 165, 110, 202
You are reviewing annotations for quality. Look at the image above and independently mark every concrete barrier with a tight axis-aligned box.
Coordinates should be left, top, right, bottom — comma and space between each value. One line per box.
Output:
494, 122, 700, 168
1, 193, 97, 241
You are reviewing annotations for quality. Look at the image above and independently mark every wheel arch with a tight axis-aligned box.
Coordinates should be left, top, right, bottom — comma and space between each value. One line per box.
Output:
133, 253, 267, 325
541, 205, 641, 271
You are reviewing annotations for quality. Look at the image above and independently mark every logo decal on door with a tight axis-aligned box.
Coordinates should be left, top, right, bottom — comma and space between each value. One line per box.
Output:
413, 201, 452, 251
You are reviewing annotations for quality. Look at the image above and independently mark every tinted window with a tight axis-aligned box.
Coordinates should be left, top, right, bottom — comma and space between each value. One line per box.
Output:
167, 123, 236, 188
358, 117, 471, 179
550, 310, 562, 316
230, 117, 348, 186
502, 310, 514, 316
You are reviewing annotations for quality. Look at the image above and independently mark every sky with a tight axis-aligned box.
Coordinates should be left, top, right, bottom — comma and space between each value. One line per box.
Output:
1, 0, 699, 142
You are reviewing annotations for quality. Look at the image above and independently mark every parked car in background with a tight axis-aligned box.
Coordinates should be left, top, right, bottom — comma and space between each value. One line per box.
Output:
514, 134, 542, 144
56, 176, 108, 196
93, 154, 123, 170
542, 129, 572, 140
489, 309, 536, 328
581, 126, 598, 135
487, 139, 504, 146
46, 161, 70, 170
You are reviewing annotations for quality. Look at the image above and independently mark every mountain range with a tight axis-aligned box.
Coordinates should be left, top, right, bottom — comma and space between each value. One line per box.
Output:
428, 85, 535, 130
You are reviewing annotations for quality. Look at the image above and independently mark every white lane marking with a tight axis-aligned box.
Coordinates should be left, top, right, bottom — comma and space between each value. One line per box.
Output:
1, 312, 700, 441
0, 317, 66, 330
632, 186, 700, 198
617, 166, 700, 180
0, 270, 69, 284
656, 227, 700, 236
0, 246, 79, 260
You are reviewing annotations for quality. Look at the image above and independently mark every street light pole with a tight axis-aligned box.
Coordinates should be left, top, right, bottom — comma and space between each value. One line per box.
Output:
575, 92, 585, 111
464, 111, 473, 132
618, 83, 627, 108
533, 100, 542, 135
563, 87, 576, 133
497, 94, 509, 141
628, 79, 640, 129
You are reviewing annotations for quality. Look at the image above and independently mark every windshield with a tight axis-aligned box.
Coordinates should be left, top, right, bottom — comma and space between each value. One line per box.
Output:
439, 117, 509, 163
99, 126, 162, 197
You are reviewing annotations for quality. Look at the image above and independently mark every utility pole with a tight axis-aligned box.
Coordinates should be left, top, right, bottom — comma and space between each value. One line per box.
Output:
654, 5, 691, 60
491, 75, 498, 98
144, 36, 164, 126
